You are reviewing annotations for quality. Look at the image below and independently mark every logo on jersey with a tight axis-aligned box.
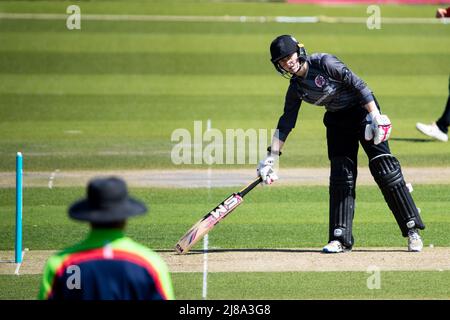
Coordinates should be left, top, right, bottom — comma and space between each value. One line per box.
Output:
314, 75, 327, 88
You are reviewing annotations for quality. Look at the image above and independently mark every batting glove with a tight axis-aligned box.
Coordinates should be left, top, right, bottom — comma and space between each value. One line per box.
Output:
364, 109, 392, 145
257, 156, 279, 185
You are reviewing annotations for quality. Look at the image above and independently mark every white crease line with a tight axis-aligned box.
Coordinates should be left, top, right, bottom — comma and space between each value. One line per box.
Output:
202, 234, 209, 300
14, 248, 28, 275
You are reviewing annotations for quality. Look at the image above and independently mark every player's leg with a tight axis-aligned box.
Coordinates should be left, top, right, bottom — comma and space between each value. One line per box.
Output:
415, 76, 449, 142
326, 156, 357, 252
360, 101, 425, 251
322, 110, 359, 253
435, 76, 450, 134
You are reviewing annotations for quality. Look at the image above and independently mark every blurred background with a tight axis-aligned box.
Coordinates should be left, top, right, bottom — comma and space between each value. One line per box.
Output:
0, 0, 449, 170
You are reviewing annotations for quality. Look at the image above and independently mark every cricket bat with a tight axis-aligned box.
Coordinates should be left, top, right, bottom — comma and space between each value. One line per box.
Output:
175, 177, 262, 254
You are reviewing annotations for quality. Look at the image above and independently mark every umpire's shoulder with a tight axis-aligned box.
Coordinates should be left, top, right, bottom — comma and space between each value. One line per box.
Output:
122, 238, 169, 268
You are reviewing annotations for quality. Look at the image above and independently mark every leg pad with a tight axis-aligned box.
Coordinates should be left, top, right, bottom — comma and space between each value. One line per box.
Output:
329, 157, 356, 247
369, 155, 425, 236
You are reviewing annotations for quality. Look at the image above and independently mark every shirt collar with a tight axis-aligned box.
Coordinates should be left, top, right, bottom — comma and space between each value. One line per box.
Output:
84, 228, 125, 245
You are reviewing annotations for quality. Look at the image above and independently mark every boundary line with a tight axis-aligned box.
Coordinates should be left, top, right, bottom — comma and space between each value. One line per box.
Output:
0, 12, 448, 24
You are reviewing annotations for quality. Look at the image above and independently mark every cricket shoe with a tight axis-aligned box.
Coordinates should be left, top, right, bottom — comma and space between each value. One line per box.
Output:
322, 240, 351, 254
408, 229, 423, 252
416, 122, 448, 142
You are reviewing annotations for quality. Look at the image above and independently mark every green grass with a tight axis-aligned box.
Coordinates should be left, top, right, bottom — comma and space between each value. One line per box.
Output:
172, 271, 450, 300
0, 1, 449, 170
0, 0, 449, 302
1, 184, 449, 250
0, 275, 41, 300
1, 271, 449, 300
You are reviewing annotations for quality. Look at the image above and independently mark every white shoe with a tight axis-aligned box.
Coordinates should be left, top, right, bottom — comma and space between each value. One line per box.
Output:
408, 229, 423, 252
322, 240, 351, 253
416, 122, 448, 142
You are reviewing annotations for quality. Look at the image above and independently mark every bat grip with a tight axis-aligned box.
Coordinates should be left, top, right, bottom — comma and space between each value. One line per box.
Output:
238, 177, 263, 197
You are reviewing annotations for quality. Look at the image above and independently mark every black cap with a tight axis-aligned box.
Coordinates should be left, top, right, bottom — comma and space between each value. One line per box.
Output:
69, 177, 148, 223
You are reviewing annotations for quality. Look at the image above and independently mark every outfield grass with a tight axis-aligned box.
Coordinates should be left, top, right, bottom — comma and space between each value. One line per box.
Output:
173, 271, 450, 300
1, 271, 449, 300
0, 1, 449, 170
0, 0, 449, 302
1, 185, 449, 250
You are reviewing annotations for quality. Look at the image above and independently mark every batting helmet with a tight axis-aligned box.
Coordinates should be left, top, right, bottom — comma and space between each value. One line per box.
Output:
270, 35, 307, 78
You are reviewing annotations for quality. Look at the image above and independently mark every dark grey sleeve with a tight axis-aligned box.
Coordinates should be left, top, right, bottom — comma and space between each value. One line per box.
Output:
320, 54, 374, 105
276, 84, 302, 142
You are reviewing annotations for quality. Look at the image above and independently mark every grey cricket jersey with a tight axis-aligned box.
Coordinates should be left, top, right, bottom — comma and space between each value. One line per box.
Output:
276, 53, 374, 141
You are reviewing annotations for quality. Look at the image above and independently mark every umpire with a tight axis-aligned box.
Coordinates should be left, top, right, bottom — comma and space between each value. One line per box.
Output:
39, 177, 175, 300
257, 35, 425, 253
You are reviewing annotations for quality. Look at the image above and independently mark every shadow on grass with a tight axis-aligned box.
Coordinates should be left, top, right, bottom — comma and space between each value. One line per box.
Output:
159, 248, 408, 255
390, 137, 435, 143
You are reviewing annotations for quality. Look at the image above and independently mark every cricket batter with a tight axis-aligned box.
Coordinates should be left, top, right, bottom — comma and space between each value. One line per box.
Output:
257, 35, 425, 253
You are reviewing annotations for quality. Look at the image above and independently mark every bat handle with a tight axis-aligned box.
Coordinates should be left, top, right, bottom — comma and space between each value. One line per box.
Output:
238, 177, 263, 197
